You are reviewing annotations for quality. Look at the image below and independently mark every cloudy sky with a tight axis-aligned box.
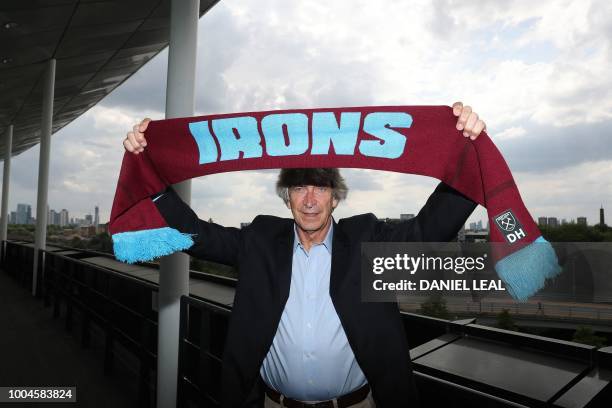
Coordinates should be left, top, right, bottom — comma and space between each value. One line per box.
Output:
2, 0, 611, 228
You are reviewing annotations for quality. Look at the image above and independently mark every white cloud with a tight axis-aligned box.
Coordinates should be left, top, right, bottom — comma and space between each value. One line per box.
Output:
89, 105, 164, 135
2, 0, 610, 230
495, 126, 527, 141
62, 179, 91, 193
516, 159, 612, 223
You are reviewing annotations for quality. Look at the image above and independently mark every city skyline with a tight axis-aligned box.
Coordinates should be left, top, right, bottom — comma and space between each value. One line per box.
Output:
9, 202, 100, 227
5, 196, 609, 230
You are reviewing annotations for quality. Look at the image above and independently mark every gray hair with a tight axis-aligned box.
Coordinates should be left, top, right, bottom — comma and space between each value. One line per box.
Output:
275, 168, 349, 204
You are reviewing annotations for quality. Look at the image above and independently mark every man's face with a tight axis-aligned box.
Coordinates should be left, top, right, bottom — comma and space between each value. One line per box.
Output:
287, 185, 338, 233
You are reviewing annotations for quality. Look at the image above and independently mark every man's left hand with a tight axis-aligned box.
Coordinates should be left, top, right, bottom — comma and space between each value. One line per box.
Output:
452, 102, 487, 140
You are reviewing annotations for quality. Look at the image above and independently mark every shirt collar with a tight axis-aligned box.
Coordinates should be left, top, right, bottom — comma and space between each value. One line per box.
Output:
293, 218, 334, 254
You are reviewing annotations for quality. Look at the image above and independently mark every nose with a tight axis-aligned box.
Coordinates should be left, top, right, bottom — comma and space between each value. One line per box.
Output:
303, 186, 317, 207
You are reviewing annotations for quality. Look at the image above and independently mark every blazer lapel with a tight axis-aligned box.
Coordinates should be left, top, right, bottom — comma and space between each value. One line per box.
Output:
275, 221, 294, 307
275, 219, 349, 302
330, 219, 350, 298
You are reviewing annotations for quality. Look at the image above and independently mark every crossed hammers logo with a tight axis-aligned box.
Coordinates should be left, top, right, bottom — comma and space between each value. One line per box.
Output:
496, 212, 516, 232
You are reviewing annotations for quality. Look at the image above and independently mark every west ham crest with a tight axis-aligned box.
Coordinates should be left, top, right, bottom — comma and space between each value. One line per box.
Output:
494, 209, 526, 243
495, 211, 516, 232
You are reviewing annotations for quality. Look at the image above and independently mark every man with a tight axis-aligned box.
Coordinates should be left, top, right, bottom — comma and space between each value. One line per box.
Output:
123, 102, 486, 407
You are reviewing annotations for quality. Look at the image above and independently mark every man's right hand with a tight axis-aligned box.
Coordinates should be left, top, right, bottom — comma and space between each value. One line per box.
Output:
123, 118, 152, 154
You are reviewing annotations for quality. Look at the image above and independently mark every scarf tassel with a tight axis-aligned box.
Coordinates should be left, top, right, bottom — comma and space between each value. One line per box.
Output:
111, 227, 195, 264
495, 236, 561, 301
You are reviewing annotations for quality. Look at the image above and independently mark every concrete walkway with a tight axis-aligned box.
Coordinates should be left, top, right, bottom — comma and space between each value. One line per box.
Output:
0, 268, 140, 407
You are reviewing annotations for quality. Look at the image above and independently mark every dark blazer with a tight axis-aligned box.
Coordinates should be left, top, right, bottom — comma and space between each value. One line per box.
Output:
154, 182, 476, 408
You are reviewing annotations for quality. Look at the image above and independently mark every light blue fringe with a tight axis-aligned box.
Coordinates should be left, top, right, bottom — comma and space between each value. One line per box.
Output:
112, 227, 195, 264
495, 236, 561, 301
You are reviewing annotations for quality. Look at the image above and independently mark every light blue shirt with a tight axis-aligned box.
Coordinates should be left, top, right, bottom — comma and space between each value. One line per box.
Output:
260, 221, 368, 400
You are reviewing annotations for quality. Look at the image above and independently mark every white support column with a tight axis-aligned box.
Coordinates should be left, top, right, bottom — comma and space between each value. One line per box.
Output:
1, 124, 13, 261
156, 0, 199, 407
32, 58, 56, 296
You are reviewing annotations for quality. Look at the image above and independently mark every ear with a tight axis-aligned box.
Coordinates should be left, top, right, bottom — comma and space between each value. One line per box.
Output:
285, 200, 292, 210
331, 198, 339, 211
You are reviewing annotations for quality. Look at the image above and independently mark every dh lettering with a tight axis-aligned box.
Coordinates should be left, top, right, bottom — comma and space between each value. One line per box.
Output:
507, 228, 526, 243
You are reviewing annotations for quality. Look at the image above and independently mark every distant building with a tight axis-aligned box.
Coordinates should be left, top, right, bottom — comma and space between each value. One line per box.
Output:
85, 214, 93, 225
240, 222, 251, 229
60, 209, 69, 227
468, 220, 484, 231
561, 218, 567, 226
9, 211, 16, 224
79, 225, 97, 237
538, 217, 547, 226
547, 217, 558, 228
94, 205, 99, 227
577, 217, 587, 226
400, 214, 415, 221
600, 206, 605, 226
48, 209, 57, 225
16, 204, 31, 225
53, 211, 61, 225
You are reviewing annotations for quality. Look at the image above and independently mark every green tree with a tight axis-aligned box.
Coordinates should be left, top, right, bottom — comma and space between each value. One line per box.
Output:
70, 236, 84, 249
496, 309, 518, 331
419, 295, 451, 320
190, 257, 237, 279
572, 326, 607, 348
540, 224, 612, 242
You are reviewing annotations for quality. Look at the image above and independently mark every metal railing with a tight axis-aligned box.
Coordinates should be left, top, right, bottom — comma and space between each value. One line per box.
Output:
2, 240, 42, 293
177, 295, 611, 408
177, 296, 230, 407
2, 241, 158, 408
399, 299, 612, 324
2, 240, 611, 408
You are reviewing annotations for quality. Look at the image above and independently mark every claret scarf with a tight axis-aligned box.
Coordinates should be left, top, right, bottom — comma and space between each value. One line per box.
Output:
109, 106, 560, 301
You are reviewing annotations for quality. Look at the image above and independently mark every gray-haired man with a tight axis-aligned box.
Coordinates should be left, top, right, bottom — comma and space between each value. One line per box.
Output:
125, 103, 485, 407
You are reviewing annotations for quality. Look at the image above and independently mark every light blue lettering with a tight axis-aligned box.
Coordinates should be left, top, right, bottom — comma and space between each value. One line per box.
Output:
188, 121, 218, 164
359, 112, 412, 159
311, 112, 361, 155
211, 116, 263, 161
261, 113, 309, 156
